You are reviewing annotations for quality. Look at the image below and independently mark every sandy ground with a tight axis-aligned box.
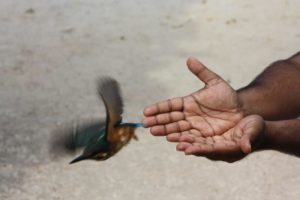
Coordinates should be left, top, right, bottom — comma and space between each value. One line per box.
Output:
1, 1, 300, 200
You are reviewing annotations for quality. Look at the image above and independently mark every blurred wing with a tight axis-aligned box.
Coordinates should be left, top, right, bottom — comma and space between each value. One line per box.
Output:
98, 77, 124, 141
50, 119, 106, 154
70, 120, 107, 149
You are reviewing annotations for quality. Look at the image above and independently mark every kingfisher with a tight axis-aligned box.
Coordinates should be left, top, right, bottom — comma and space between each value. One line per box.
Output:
58, 77, 143, 164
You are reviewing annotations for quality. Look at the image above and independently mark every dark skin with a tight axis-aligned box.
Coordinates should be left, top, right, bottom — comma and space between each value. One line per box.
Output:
238, 52, 300, 120
264, 120, 300, 157
142, 52, 300, 161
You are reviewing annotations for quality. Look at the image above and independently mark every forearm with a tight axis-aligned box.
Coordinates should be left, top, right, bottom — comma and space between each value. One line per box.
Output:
238, 52, 300, 120
262, 119, 300, 156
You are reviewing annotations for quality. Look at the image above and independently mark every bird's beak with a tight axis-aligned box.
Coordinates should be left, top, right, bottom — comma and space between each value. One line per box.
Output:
69, 155, 87, 164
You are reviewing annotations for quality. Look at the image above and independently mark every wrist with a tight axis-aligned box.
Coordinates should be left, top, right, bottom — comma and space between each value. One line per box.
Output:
262, 120, 286, 149
259, 119, 300, 156
262, 121, 274, 148
251, 119, 267, 150
237, 87, 255, 117
251, 120, 282, 151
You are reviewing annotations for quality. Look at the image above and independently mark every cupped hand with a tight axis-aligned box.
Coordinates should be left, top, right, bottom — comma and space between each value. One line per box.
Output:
143, 57, 264, 160
177, 114, 264, 162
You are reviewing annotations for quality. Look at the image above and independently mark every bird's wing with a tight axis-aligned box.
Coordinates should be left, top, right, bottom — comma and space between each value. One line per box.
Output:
70, 120, 107, 149
50, 119, 106, 154
97, 77, 123, 142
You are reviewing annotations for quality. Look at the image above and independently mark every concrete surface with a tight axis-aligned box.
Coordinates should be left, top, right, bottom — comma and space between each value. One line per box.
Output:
1, 0, 300, 200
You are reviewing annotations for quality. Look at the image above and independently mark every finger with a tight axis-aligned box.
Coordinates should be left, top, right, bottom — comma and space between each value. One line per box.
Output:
185, 135, 240, 156
184, 143, 215, 155
212, 134, 240, 153
178, 129, 207, 143
143, 97, 184, 116
185, 140, 239, 156
213, 142, 239, 154
149, 120, 191, 136
186, 57, 222, 85
142, 112, 185, 127
176, 142, 192, 151
167, 130, 200, 143
178, 132, 195, 143
240, 138, 252, 154
212, 135, 226, 143
166, 133, 181, 142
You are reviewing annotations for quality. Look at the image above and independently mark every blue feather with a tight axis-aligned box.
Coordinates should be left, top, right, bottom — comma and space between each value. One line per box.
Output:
118, 122, 144, 128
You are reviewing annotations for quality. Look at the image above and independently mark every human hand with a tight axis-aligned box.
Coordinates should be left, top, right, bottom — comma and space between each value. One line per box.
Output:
143, 57, 264, 160
177, 115, 265, 162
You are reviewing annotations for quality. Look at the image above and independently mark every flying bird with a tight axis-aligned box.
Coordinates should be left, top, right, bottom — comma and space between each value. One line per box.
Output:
52, 77, 143, 164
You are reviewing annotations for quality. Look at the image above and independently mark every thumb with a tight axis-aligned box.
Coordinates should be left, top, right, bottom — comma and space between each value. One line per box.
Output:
240, 136, 252, 154
186, 57, 222, 85
239, 115, 265, 154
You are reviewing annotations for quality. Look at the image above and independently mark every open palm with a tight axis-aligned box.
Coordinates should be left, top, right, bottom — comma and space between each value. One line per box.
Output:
143, 57, 264, 159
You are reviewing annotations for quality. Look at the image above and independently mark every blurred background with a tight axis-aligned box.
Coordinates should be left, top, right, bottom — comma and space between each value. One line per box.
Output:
1, 0, 300, 200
